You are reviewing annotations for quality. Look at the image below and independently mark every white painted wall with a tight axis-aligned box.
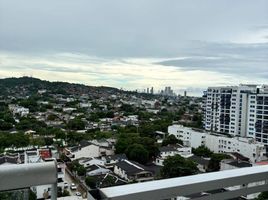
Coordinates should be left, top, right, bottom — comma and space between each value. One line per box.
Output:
168, 125, 266, 163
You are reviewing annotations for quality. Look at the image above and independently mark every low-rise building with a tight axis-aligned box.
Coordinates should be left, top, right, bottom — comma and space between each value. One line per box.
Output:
168, 125, 266, 163
78, 157, 105, 167
155, 145, 192, 166
86, 164, 111, 176
102, 154, 127, 166
65, 140, 114, 160
114, 160, 154, 182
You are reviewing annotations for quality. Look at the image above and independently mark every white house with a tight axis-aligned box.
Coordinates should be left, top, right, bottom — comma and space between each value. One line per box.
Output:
114, 160, 154, 182
66, 141, 114, 160
168, 125, 266, 163
102, 154, 127, 166
86, 164, 111, 176
66, 144, 100, 160
78, 157, 105, 167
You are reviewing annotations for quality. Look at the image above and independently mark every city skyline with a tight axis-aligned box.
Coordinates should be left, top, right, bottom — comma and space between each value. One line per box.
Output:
0, 0, 268, 96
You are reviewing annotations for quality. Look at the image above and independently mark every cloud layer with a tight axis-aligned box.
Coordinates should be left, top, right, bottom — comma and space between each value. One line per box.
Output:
0, 0, 267, 95
1, 50, 267, 96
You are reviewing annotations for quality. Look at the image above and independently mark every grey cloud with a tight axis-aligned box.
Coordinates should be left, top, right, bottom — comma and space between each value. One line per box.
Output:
157, 42, 268, 78
0, 0, 268, 95
0, 0, 268, 57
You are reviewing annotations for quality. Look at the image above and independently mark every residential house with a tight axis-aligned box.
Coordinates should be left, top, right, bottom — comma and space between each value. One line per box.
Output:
188, 155, 210, 173
86, 164, 111, 176
102, 154, 127, 167
65, 140, 114, 160
78, 157, 105, 167
114, 160, 154, 182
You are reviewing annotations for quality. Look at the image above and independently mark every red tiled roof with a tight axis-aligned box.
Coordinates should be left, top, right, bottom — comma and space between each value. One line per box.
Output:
39, 149, 52, 159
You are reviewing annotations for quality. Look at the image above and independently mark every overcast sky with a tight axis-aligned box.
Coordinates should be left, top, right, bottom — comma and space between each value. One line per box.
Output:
0, 0, 267, 96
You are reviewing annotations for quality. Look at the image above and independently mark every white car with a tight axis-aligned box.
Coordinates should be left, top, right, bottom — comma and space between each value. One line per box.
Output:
75, 192, 81, 196
70, 183, 77, 190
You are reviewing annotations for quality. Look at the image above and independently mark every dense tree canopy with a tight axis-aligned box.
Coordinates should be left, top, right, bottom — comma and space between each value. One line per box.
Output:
126, 144, 149, 164
16, 117, 47, 131
208, 153, 230, 172
192, 146, 213, 157
115, 133, 159, 160
0, 108, 15, 131
161, 155, 198, 178
162, 135, 183, 146
68, 160, 86, 176
85, 177, 97, 189
67, 117, 85, 130
0, 132, 30, 150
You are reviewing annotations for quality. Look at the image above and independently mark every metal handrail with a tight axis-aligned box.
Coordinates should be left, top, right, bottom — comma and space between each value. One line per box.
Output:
89, 165, 268, 200
0, 161, 58, 200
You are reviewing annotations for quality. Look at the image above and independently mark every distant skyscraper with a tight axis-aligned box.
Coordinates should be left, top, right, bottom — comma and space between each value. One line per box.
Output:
147, 88, 149, 94
184, 91, 187, 97
150, 87, 154, 94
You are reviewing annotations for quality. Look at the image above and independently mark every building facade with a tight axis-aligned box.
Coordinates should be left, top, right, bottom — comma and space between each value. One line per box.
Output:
203, 84, 268, 145
168, 125, 266, 163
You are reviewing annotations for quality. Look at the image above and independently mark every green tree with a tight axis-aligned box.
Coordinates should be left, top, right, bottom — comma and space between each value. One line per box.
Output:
77, 165, 87, 176
115, 137, 129, 154
192, 146, 213, 157
162, 135, 183, 146
44, 137, 54, 145
115, 133, 159, 159
0, 132, 30, 149
31, 138, 46, 146
256, 191, 268, 200
85, 176, 97, 188
126, 144, 149, 164
0, 120, 13, 130
68, 161, 86, 176
120, 104, 135, 113
208, 153, 230, 172
62, 190, 70, 197
66, 132, 84, 145
29, 189, 37, 200
54, 129, 66, 139
47, 114, 58, 121
67, 118, 85, 130
16, 117, 47, 131
161, 155, 198, 178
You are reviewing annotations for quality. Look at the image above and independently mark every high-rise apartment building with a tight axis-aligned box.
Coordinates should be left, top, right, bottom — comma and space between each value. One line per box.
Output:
203, 84, 268, 145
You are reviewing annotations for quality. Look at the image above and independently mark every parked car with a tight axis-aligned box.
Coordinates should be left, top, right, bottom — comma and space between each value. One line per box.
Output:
76, 192, 81, 196
70, 183, 77, 190
64, 182, 69, 188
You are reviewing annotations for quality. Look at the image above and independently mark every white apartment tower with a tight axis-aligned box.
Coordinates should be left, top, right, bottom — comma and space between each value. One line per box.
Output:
203, 85, 268, 145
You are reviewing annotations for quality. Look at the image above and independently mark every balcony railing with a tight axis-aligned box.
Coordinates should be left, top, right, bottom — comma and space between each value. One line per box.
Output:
0, 161, 58, 200
0, 161, 267, 200
88, 165, 268, 200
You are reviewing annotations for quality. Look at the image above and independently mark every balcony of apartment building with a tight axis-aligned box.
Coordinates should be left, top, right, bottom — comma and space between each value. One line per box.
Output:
0, 160, 268, 200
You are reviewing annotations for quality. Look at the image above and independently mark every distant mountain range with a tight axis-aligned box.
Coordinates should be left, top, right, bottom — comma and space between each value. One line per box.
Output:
0, 77, 120, 97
